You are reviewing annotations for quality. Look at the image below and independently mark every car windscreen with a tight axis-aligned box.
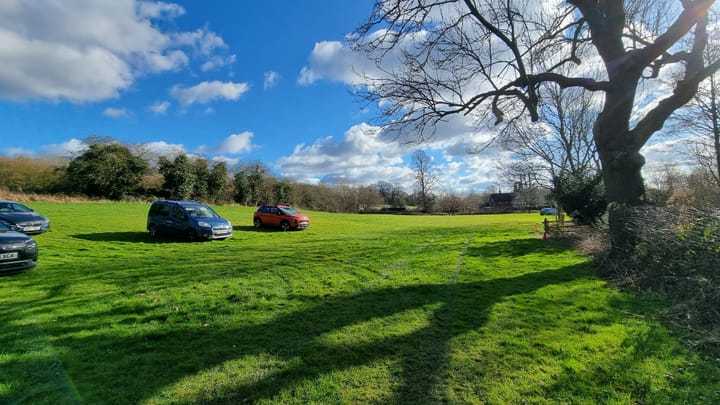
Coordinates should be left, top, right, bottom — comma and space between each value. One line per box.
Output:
186, 206, 220, 219
279, 207, 300, 214
0, 202, 32, 213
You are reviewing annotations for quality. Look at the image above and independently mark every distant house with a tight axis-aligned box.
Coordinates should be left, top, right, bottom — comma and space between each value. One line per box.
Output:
486, 192, 515, 208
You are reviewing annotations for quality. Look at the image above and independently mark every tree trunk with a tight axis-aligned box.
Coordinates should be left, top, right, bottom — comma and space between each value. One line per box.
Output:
594, 76, 646, 256
600, 147, 646, 256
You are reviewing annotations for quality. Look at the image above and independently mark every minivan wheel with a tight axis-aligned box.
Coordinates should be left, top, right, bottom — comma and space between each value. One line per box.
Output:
280, 221, 291, 232
253, 218, 262, 228
148, 224, 158, 237
186, 229, 197, 242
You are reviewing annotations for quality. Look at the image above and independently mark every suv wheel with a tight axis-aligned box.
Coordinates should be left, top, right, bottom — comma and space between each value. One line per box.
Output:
186, 229, 197, 242
148, 224, 158, 237
280, 221, 291, 232
253, 218, 262, 228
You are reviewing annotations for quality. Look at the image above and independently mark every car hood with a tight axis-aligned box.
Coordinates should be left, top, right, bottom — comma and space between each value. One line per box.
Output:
0, 212, 47, 223
287, 214, 309, 221
194, 217, 231, 227
0, 230, 33, 243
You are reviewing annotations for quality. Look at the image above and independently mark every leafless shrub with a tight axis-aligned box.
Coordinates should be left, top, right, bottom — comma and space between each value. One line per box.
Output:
598, 206, 720, 353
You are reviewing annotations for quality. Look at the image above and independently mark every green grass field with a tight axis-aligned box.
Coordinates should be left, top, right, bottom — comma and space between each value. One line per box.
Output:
1, 202, 718, 404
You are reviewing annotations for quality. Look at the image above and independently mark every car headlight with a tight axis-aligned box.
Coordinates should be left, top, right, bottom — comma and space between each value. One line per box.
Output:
25, 240, 37, 249
197, 221, 211, 228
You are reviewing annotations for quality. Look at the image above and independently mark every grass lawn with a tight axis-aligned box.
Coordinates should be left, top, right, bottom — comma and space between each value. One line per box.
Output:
1, 202, 718, 404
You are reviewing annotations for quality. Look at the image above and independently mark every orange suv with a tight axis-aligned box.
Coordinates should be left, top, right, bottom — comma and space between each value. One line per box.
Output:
253, 204, 310, 231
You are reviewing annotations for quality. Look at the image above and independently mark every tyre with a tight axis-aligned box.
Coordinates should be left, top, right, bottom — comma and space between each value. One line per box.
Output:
148, 224, 158, 237
253, 218, 262, 228
186, 229, 197, 242
280, 221, 291, 232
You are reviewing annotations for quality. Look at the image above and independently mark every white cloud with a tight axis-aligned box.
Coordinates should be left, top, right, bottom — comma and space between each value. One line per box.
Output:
201, 54, 237, 72
103, 107, 131, 118
141, 140, 186, 159
0, 1, 227, 103
148, 101, 171, 114
298, 40, 381, 86
173, 29, 226, 56
264, 71, 280, 89
277, 122, 412, 186
195, 132, 256, 156
170, 81, 250, 106
3, 147, 35, 157
39, 138, 88, 157
641, 137, 698, 172
214, 132, 255, 154
136, 1, 185, 19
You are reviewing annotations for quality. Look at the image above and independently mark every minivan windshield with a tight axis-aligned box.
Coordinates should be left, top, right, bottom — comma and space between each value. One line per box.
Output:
186, 206, 220, 219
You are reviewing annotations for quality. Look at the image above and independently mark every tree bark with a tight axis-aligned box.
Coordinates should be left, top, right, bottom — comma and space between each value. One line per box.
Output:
594, 74, 646, 255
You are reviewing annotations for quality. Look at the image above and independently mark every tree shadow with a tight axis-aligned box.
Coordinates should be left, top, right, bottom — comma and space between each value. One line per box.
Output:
17, 263, 590, 403
233, 225, 268, 232
466, 238, 573, 258
70, 232, 211, 244
71, 232, 160, 243
5, 235, 708, 403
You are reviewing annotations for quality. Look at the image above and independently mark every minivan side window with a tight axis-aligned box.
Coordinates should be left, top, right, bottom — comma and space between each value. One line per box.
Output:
150, 204, 170, 217
173, 206, 187, 220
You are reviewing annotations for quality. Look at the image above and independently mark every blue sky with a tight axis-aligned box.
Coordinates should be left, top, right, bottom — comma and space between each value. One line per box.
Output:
0, 0, 693, 193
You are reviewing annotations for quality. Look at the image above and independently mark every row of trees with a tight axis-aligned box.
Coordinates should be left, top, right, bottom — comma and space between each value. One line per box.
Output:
0, 143, 501, 214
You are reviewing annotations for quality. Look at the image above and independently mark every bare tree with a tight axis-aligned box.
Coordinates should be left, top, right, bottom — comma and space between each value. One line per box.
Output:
352, 0, 720, 252
668, 9, 720, 189
357, 185, 383, 212
503, 84, 600, 182
437, 193, 464, 214
411, 150, 439, 212
672, 67, 720, 189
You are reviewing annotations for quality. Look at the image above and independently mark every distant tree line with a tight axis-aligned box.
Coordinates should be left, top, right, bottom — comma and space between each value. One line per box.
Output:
0, 141, 497, 214
2, 140, 717, 214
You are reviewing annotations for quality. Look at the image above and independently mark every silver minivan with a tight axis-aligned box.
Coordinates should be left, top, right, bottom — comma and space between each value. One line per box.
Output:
147, 200, 233, 241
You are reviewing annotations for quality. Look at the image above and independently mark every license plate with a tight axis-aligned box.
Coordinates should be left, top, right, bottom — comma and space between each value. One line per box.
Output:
0, 252, 18, 260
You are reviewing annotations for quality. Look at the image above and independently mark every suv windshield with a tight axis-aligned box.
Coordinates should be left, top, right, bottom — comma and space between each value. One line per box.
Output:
279, 207, 300, 215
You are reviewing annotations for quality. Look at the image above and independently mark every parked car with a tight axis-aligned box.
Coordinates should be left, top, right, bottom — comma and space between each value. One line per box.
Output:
147, 200, 233, 241
0, 200, 50, 234
0, 221, 38, 274
540, 207, 557, 216
253, 204, 310, 231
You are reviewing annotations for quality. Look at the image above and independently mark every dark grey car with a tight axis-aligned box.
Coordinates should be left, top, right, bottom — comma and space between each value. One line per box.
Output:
147, 200, 233, 241
0, 221, 38, 274
0, 200, 50, 234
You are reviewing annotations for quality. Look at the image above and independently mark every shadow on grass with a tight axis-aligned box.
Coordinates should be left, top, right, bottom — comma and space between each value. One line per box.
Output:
71, 231, 161, 243
70, 232, 220, 244
2, 237, 711, 404
5, 262, 590, 403
233, 225, 258, 232
467, 237, 573, 257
